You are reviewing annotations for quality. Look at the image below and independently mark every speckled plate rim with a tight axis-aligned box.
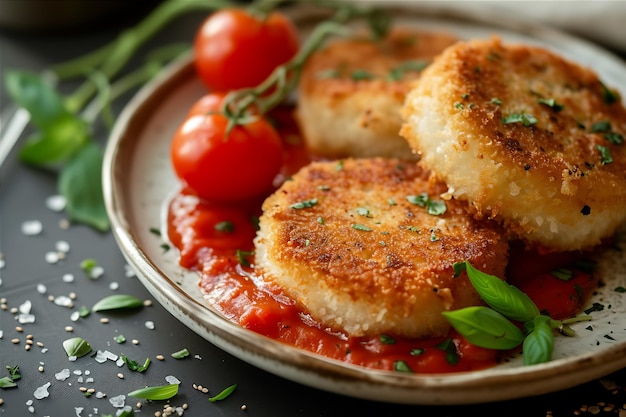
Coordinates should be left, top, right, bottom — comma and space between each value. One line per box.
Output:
103, 3, 626, 405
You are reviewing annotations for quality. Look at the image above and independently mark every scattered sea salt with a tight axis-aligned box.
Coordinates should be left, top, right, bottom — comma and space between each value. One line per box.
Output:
45, 252, 59, 264
109, 394, 126, 408
116, 358, 124, 367
62, 273, 75, 283
124, 265, 136, 278
0, 258, 5, 269
165, 375, 181, 385
70, 311, 81, 322
55, 369, 70, 381
89, 266, 104, 279
116, 405, 132, 416
18, 314, 36, 324
19, 300, 32, 314
74, 406, 84, 417
46, 195, 66, 212
109, 281, 119, 291
68, 356, 77, 362
22, 220, 43, 236
55, 240, 70, 253
73, 370, 82, 376
54, 296, 72, 307
145, 321, 155, 330
33, 382, 51, 399
37, 284, 47, 294
95, 391, 105, 399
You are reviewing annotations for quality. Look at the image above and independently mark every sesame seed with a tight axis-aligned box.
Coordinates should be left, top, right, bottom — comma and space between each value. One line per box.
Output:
144, 299, 153, 307
87, 388, 95, 394
117, 373, 124, 379
79, 387, 87, 392
11, 338, 19, 344
100, 318, 109, 324
26, 339, 33, 345
38, 366, 44, 372
64, 326, 74, 332
241, 404, 247, 411
24, 344, 31, 351
132, 339, 139, 345
36, 342, 44, 347
69, 292, 77, 300
136, 402, 142, 409
0, 398, 4, 405
156, 355, 165, 361
15, 326, 23, 332
26, 334, 33, 339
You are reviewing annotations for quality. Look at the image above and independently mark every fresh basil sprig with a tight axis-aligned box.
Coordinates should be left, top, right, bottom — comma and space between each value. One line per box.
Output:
443, 260, 591, 366
128, 383, 179, 400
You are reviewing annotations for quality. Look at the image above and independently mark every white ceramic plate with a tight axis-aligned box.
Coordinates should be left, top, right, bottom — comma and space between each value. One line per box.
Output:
103, 3, 626, 405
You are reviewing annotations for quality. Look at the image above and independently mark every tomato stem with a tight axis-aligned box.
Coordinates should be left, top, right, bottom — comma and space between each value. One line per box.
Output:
221, 2, 388, 134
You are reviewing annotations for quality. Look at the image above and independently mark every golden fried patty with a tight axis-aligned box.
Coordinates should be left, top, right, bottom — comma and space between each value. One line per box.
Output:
296, 27, 458, 160
254, 158, 509, 338
401, 37, 626, 252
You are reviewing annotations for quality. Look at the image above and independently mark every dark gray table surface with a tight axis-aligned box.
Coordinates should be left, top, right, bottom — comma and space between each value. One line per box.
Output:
2, 4, 626, 417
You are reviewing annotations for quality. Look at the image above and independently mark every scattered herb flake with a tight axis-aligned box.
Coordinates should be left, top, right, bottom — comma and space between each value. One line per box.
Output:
380, 334, 396, 345
393, 360, 413, 373
289, 198, 318, 209
502, 113, 538, 127
208, 383, 237, 402
352, 223, 372, 231
92, 294, 143, 312
171, 348, 190, 359
122, 355, 151, 372
215, 221, 234, 233
128, 384, 179, 400
63, 337, 92, 358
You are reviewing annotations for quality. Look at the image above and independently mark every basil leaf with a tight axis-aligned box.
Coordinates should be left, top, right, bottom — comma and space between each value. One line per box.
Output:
442, 306, 525, 350
19, 114, 90, 166
59, 142, 110, 232
92, 294, 143, 312
0, 376, 17, 389
128, 384, 179, 400
63, 337, 92, 358
523, 315, 554, 365
122, 355, 150, 372
208, 384, 237, 402
4, 70, 68, 129
465, 261, 540, 322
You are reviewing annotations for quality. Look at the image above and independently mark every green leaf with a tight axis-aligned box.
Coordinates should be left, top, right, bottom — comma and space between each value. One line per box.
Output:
92, 294, 143, 312
122, 355, 151, 372
63, 337, 93, 358
171, 348, 190, 359
442, 306, 525, 350
208, 384, 237, 402
523, 315, 554, 365
19, 114, 90, 166
58, 142, 110, 231
0, 376, 17, 389
128, 384, 178, 400
4, 70, 68, 129
465, 261, 540, 322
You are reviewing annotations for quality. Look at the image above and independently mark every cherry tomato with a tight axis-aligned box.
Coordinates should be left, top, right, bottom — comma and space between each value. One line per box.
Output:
193, 8, 299, 92
170, 94, 283, 202
185, 91, 226, 117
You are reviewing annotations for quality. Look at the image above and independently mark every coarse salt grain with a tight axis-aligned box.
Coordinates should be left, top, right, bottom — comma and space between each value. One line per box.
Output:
45, 252, 59, 264
33, 382, 51, 399
22, 220, 43, 236
56, 240, 70, 253
109, 282, 119, 290
62, 273, 75, 283
46, 195, 66, 212
55, 296, 73, 307
37, 284, 47, 294
109, 395, 126, 408
55, 369, 70, 381
145, 321, 155, 330
165, 375, 180, 385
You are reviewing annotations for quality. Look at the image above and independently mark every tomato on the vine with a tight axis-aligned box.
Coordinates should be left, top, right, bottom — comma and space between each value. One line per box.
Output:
193, 8, 299, 92
170, 93, 283, 202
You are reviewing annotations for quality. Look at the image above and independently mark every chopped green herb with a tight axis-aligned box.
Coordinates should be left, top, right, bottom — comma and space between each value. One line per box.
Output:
171, 348, 190, 359
128, 384, 179, 400
550, 268, 574, 281
208, 383, 237, 402
317, 216, 325, 225
0, 377, 17, 389
115, 335, 126, 344
584, 302, 605, 314
80, 258, 98, 274
406, 193, 447, 215
502, 113, 538, 127
92, 294, 143, 312
388, 198, 397, 206
537, 98, 564, 111
436, 338, 460, 365
351, 69, 374, 81
605, 132, 624, 145
380, 334, 396, 344
215, 221, 235, 233
316, 68, 340, 79
596, 145, 613, 165
615, 286, 626, 293
160, 243, 170, 252
410, 348, 425, 356
236, 249, 254, 267
63, 337, 92, 358
600, 81, 619, 104
590, 120, 611, 132
393, 360, 413, 373
122, 355, 151, 372
352, 223, 372, 231
78, 305, 90, 318
387, 60, 429, 80
454, 102, 464, 110
289, 198, 318, 209
6, 365, 20, 381
149, 227, 161, 236
490, 97, 502, 105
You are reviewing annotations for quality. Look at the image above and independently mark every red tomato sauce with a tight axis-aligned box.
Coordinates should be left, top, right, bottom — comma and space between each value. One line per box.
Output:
167, 107, 599, 374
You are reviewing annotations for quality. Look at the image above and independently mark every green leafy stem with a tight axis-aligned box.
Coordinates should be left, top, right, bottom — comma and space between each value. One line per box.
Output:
444, 261, 592, 366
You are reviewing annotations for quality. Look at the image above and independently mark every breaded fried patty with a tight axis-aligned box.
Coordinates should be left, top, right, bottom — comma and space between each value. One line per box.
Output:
401, 37, 626, 252
296, 27, 458, 160
254, 158, 508, 338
